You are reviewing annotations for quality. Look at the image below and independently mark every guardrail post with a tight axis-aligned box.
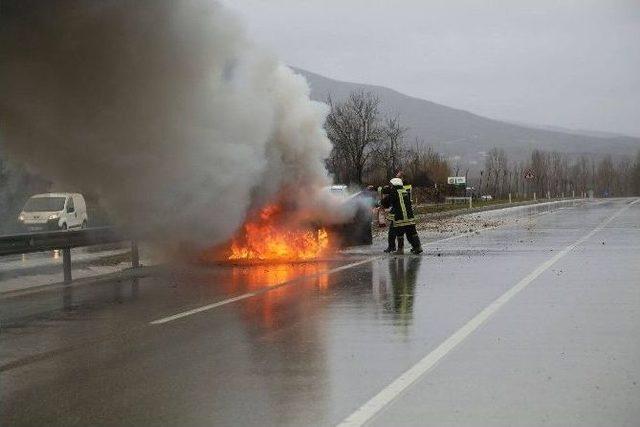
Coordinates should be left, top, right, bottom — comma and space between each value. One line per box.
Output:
62, 247, 72, 284
509, 193, 512, 204
468, 197, 472, 209
131, 241, 140, 268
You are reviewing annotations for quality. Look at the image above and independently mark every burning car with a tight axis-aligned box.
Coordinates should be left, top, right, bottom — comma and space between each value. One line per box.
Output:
227, 203, 331, 262
201, 185, 374, 264
322, 185, 374, 247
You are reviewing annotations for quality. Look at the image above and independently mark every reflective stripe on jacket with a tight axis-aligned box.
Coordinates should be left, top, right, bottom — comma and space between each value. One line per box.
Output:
382, 184, 415, 227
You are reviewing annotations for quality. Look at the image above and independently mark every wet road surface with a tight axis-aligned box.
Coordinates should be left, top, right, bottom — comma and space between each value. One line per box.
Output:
1, 198, 639, 426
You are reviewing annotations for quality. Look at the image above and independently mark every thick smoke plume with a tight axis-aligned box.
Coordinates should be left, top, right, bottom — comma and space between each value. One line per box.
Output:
0, 0, 350, 245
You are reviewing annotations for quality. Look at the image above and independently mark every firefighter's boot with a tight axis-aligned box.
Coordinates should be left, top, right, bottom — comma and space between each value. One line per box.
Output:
408, 233, 423, 254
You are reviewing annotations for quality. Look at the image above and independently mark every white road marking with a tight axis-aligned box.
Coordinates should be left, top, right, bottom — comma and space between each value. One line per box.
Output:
337, 198, 639, 427
149, 256, 385, 325
150, 198, 624, 326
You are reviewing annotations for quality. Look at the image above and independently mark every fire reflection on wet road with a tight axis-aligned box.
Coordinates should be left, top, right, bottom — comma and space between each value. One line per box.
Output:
233, 262, 332, 329
1, 199, 640, 427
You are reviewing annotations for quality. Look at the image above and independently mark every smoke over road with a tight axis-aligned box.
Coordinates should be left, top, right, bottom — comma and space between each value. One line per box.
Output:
0, 0, 343, 245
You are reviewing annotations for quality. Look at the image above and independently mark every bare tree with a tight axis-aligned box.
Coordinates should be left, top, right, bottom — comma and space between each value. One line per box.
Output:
633, 151, 640, 194
376, 116, 407, 180
484, 147, 508, 197
575, 156, 590, 195
471, 149, 639, 201
325, 91, 383, 184
530, 149, 549, 196
596, 155, 615, 196
404, 139, 451, 186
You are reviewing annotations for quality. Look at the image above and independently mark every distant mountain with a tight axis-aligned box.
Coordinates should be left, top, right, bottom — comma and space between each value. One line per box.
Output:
294, 68, 640, 168
505, 121, 631, 139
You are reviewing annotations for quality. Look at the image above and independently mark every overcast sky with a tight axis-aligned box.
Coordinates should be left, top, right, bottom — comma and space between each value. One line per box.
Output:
224, 0, 640, 137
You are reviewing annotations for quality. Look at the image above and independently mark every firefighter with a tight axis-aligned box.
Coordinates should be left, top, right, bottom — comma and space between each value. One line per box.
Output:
379, 185, 403, 253
381, 177, 423, 254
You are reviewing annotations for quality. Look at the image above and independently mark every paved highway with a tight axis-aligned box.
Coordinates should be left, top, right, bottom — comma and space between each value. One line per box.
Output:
1, 198, 639, 426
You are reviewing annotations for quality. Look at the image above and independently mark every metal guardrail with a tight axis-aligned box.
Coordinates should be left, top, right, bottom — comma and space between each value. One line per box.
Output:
0, 227, 138, 284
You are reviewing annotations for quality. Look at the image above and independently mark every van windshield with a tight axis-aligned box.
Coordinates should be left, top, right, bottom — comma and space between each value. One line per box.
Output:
23, 197, 66, 212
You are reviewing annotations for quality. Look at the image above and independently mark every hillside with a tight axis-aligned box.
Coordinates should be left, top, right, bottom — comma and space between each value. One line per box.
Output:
294, 68, 639, 167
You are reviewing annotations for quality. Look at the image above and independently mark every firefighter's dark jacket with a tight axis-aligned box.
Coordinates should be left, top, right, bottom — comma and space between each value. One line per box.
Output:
380, 184, 415, 227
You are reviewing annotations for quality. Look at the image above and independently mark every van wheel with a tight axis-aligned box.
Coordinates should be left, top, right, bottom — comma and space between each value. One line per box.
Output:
82, 220, 88, 229
61, 224, 67, 231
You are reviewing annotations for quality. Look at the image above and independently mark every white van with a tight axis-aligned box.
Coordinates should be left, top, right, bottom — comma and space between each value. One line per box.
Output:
18, 193, 89, 232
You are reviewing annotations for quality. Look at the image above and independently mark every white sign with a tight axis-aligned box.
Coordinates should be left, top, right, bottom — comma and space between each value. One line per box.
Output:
447, 176, 466, 185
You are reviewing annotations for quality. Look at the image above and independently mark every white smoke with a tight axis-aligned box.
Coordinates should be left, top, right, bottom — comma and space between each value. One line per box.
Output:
0, 0, 345, 245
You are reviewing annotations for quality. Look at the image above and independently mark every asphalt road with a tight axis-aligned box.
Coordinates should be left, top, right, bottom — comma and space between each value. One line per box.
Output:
1, 198, 639, 426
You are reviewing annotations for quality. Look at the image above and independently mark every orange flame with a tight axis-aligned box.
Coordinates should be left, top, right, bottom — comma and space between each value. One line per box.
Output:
228, 204, 330, 261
